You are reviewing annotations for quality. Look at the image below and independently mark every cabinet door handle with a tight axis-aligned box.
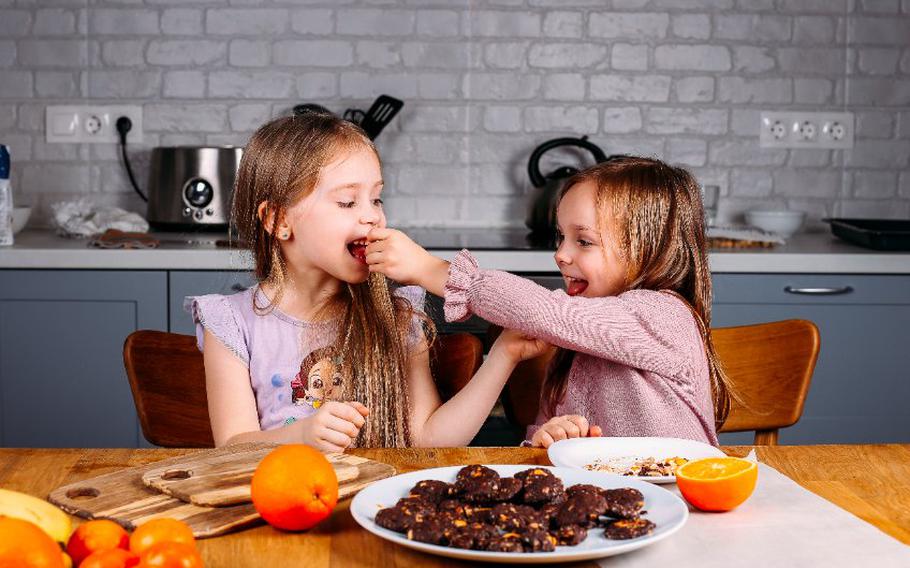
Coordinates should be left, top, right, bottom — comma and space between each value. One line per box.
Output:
784, 285, 853, 295
231, 283, 248, 292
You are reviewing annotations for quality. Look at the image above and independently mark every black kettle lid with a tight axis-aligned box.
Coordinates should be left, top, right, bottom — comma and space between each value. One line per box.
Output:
528, 135, 609, 188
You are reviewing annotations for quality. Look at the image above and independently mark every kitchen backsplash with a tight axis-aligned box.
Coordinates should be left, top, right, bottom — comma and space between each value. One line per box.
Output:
1, 0, 909, 229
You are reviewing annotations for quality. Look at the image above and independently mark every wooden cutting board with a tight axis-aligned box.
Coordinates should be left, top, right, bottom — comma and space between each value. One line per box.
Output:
141, 445, 397, 507
48, 443, 396, 538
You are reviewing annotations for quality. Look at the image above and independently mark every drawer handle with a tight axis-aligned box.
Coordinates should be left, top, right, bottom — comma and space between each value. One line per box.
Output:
231, 283, 248, 292
784, 285, 853, 295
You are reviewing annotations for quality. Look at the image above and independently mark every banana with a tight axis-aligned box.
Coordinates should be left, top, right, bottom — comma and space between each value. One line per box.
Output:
0, 488, 73, 545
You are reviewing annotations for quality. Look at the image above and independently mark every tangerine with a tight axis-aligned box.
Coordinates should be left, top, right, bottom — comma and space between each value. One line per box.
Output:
67, 519, 130, 565
676, 456, 758, 512
0, 517, 66, 568
129, 519, 196, 556
80, 548, 140, 568
250, 444, 338, 531
136, 542, 202, 568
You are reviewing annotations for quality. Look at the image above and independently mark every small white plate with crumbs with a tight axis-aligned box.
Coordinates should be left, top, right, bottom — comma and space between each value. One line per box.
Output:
548, 437, 726, 484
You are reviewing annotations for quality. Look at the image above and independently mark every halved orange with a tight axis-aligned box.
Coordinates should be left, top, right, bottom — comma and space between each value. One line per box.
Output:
675, 456, 757, 512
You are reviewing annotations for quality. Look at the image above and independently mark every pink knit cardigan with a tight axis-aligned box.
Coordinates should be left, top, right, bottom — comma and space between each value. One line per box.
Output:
443, 250, 719, 446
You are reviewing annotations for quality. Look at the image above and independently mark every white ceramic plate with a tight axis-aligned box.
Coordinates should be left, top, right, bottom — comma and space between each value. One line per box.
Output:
350, 464, 688, 564
548, 437, 726, 484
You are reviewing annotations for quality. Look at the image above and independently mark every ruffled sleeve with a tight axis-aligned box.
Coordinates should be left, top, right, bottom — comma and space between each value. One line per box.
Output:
393, 285, 428, 353
184, 294, 250, 367
443, 249, 480, 322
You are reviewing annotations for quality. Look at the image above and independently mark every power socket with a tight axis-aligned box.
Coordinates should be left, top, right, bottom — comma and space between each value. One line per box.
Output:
759, 111, 853, 149
46, 105, 143, 144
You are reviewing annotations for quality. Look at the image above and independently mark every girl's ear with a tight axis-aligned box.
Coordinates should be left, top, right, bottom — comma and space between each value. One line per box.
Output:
257, 201, 291, 240
256, 201, 274, 232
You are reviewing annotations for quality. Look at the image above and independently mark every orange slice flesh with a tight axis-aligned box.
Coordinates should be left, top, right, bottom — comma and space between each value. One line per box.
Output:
675, 457, 758, 512
676, 456, 756, 480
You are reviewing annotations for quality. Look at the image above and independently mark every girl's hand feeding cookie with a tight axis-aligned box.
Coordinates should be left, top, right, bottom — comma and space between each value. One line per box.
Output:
365, 228, 449, 296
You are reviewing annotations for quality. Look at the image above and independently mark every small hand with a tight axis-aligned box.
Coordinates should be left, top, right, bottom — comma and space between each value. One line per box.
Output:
530, 415, 603, 449
491, 328, 551, 364
299, 401, 368, 452
366, 227, 448, 294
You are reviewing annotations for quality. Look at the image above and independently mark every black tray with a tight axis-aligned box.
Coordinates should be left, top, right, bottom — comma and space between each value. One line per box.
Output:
825, 218, 910, 251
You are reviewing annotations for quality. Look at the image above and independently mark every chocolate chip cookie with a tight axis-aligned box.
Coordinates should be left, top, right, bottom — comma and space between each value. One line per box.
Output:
602, 488, 645, 519
604, 518, 656, 540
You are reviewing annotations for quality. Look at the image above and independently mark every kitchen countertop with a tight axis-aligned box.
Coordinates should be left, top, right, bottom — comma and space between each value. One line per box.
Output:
1, 228, 909, 273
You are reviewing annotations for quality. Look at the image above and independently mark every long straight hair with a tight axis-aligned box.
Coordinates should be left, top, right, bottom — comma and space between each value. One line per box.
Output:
541, 156, 732, 431
232, 112, 434, 448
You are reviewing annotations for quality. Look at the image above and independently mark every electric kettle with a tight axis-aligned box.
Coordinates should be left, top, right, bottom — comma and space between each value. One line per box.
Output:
525, 136, 609, 238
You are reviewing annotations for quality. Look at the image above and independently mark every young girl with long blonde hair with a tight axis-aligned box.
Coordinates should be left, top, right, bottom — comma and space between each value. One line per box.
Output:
188, 112, 535, 450
367, 156, 732, 447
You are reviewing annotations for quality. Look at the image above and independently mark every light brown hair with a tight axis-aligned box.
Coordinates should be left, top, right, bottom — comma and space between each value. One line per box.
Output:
541, 156, 732, 431
232, 112, 434, 448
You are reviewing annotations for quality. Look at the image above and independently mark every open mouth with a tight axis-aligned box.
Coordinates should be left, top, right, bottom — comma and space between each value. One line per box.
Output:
347, 239, 368, 264
564, 276, 589, 296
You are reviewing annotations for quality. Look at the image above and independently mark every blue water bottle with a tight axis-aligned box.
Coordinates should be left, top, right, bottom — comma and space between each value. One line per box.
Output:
0, 144, 13, 245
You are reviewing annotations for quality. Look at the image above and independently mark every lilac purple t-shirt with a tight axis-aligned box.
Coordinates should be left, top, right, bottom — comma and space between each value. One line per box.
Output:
186, 284, 426, 432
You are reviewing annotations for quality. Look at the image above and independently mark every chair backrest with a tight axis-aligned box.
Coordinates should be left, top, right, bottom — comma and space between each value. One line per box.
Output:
431, 333, 485, 402
496, 319, 820, 445
124, 330, 485, 447
713, 319, 819, 445
123, 330, 214, 447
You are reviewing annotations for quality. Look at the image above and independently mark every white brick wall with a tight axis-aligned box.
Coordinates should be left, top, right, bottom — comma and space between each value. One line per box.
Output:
1, 0, 909, 227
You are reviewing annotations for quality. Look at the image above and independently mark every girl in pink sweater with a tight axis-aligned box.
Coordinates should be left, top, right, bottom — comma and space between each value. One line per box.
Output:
366, 156, 732, 447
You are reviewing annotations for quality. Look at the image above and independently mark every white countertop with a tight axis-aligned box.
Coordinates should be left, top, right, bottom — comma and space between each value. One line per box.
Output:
1, 229, 909, 274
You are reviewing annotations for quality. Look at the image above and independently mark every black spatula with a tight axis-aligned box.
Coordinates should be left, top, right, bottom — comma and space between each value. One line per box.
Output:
358, 95, 403, 140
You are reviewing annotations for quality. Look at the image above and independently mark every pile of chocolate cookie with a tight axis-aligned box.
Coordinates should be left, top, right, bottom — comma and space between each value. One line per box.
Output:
374, 465, 657, 553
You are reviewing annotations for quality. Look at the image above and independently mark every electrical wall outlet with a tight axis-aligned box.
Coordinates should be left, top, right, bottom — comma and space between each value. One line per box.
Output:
46, 105, 143, 144
759, 111, 853, 149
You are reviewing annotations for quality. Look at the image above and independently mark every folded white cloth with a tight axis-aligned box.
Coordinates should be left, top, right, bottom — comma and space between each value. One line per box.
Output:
50, 199, 148, 237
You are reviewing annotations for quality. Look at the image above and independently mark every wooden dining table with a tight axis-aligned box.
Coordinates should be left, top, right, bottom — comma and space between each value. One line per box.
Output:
1, 444, 908, 566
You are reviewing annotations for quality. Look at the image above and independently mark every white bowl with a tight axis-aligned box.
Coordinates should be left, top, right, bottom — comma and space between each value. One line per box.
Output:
11, 206, 31, 234
745, 209, 805, 237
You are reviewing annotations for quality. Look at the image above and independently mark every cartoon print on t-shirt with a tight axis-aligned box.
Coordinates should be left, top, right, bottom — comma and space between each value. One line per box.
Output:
290, 346, 345, 408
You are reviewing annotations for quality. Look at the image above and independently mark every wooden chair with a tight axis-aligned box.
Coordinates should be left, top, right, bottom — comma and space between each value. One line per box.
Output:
492, 319, 820, 445
713, 319, 819, 445
430, 333, 485, 402
124, 330, 484, 448
124, 331, 213, 447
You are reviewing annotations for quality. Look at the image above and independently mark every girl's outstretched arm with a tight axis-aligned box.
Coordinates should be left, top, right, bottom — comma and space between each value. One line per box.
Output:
407, 329, 547, 447
203, 329, 367, 450
444, 251, 697, 376
365, 232, 692, 374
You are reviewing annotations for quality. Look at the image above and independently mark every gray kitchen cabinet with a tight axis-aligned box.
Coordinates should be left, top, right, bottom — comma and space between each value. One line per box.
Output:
0, 270, 167, 447
168, 270, 255, 335
713, 274, 910, 445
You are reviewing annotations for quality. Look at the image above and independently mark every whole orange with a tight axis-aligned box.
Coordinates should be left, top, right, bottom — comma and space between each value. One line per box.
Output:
67, 519, 130, 565
80, 548, 140, 568
250, 444, 338, 531
136, 542, 202, 568
128, 519, 196, 556
676, 456, 758, 512
0, 517, 66, 568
